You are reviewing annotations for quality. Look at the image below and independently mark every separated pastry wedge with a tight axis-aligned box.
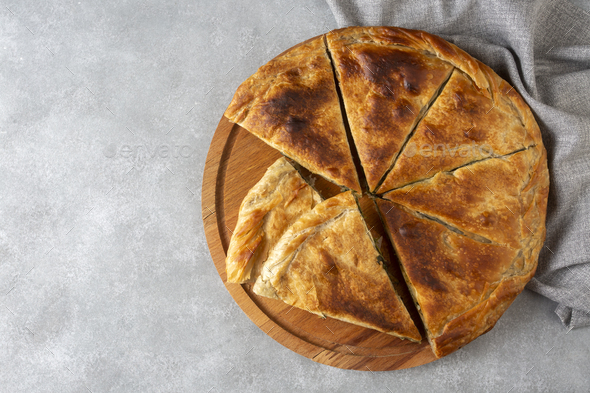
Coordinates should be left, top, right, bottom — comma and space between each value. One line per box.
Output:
225, 36, 361, 193
225, 157, 322, 284
253, 191, 421, 342
326, 27, 454, 192
376, 199, 537, 358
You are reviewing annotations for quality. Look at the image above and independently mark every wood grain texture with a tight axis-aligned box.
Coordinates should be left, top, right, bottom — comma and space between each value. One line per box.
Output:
201, 116, 437, 370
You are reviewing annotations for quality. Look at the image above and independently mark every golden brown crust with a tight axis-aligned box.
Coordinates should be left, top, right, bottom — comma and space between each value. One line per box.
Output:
355, 26, 492, 96
225, 157, 322, 284
254, 192, 421, 342
382, 145, 548, 250
378, 137, 548, 357
377, 200, 539, 358
224, 37, 361, 193
326, 26, 544, 194
326, 28, 454, 191
377, 69, 537, 192
365, 29, 549, 357
431, 268, 535, 358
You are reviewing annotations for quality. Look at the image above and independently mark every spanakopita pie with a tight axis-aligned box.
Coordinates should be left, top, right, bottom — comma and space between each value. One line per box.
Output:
220, 25, 550, 360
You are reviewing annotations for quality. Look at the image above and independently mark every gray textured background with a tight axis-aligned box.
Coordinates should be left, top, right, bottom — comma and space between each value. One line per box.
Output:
1, 1, 589, 392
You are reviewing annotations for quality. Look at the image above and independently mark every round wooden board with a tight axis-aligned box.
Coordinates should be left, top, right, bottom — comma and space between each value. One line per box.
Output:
202, 115, 437, 371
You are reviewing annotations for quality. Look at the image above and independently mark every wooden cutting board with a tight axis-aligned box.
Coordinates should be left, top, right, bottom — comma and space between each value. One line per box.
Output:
201, 37, 437, 371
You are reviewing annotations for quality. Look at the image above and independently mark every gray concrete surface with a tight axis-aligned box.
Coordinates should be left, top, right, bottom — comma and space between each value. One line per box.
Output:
1, 1, 589, 392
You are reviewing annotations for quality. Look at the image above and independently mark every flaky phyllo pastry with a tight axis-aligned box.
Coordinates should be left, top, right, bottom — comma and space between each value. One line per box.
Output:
253, 191, 421, 342
225, 157, 321, 284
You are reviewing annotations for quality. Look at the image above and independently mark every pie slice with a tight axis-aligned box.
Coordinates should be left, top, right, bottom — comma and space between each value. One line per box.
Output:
377, 69, 539, 193
224, 36, 361, 193
253, 191, 421, 342
326, 27, 454, 192
225, 157, 322, 284
382, 145, 549, 249
376, 199, 539, 358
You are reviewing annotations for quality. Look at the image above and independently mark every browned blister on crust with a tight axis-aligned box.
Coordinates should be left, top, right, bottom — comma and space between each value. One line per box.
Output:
328, 26, 490, 94
377, 200, 540, 358
326, 27, 454, 192
254, 192, 421, 342
225, 37, 361, 192
225, 157, 322, 284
